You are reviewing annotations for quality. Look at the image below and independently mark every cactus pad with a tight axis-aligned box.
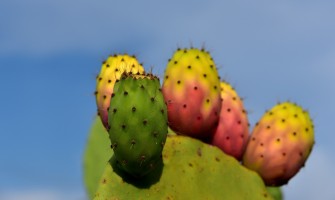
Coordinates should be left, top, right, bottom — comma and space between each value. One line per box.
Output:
94, 135, 273, 200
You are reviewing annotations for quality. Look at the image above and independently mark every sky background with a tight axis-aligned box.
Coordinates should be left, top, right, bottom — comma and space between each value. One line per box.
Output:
0, 0, 334, 199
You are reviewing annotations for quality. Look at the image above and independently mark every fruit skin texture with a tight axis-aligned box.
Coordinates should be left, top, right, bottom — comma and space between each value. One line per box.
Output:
162, 48, 221, 139
243, 102, 315, 186
95, 54, 145, 130
108, 73, 168, 177
211, 81, 249, 160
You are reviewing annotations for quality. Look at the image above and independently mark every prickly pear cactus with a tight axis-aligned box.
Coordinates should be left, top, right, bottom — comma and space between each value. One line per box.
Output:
243, 102, 315, 186
162, 48, 221, 139
108, 73, 168, 177
94, 135, 273, 200
95, 54, 145, 130
211, 81, 250, 160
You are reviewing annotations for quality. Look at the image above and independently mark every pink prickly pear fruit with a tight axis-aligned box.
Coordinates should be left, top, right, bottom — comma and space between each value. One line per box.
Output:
211, 81, 249, 161
242, 102, 315, 186
95, 54, 145, 130
162, 48, 222, 140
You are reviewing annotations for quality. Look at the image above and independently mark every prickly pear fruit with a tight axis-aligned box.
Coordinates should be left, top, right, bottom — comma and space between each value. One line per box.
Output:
94, 135, 273, 200
162, 48, 221, 139
243, 102, 315, 186
211, 81, 249, 160
95, 54, 145, 130
108, 73, 168, 177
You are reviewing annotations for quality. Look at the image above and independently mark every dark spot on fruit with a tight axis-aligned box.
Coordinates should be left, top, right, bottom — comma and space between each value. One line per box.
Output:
263, 193, 268, 198
299, 152, 303, 157
102, 179, 107, 184
282, 152, 286, 156
294, 114, 298, 118
240, 134, 244, 138
124, 91, 128, 95
140, 85, 145, 89
187, 65, 191, 69
305, 128, 309, 132
260, 154, 264, 158
107, 107, 109, 111
121, 58, 125, 62
106, 64, 110, 68
184, 49, 187, 53
293, 132, 297, 136
174, 61, 178, 64
151, 97, 155, 102
161, 109, 165, 114
194, 86, 198, 90
197, 148, 202, 157
111, 93, 115, 97
132, 107, 136, 112
113, 108, 117, 113
227, 108, 231, 112
108, 79, 111, 83
215, 157, 220, 162
103, 95, 107, 99
98, 77, 102, 81
203, 74, 207, 78
226, 136, 230, 140
237, 120, 241, 124
267, 125, 271, 129
131, 139, 136, 145
143, 120, 148, 125
210, 65, 213, 69
283, 106, 287, 109
94, 91, 98, 95
153, 131, 158, 138
206, 99, 210, 103
115, 68, 119, 72
183, 104, 187, 108
188, 163, 193, 167
277, 138, 281, 142
214, 85, 217, 90
260, 143, 264, 146
252, 137, 256, 141
269, 112, 273, 115
197, 116, 201, 120
232, 97, 237, 101
282, 119, 286, 123
122, 124, 126, 129
196, 55, 200, 59
111, 143, 117, 149
132, 64, 135, 68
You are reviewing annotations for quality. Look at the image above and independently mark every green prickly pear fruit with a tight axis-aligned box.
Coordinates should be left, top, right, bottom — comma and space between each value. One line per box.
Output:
95, 54, 145, 130
243, 102, 315, 186
108, 73, 168, 177
211, 81, 249, 160
162, 48, 221, 140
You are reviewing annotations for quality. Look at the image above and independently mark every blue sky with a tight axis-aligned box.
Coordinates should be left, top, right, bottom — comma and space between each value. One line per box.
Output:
0, 0, 334, 199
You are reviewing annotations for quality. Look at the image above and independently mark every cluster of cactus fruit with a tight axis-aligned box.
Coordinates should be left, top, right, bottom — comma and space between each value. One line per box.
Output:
89, 47, 315, 199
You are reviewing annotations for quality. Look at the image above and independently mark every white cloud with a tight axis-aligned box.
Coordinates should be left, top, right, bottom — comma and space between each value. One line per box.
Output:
0, 189, 87, 200
283, 147, 335, 200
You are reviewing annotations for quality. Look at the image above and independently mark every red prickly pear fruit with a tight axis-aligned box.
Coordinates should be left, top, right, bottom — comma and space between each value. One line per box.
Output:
95, 54, 145, 130
242, 102, 315, 186
162, 48, 222, 140
211, 81, 249, 160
